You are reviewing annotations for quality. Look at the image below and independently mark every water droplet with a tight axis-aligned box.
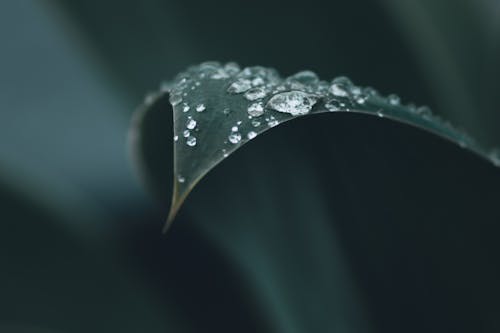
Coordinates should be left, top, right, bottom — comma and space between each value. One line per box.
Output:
224, 62, 241, 75
227, 78, 252, 94
222, 148, 229, 157
289, 70, 319, 84
186, 136, 197, 147
231, 126, 238, 132
244, 87, 268, 101
248, 102, 265, 117
169, 93, 182, 106
417, 106, 432, 117
330, 84, 349, 97
183, 130, 190, 137
228, 132, 242, 144
266, 91, 317, 116
174, 135, 179, 142
247, 131, 257, 139
211, 69, 230, 80
237, 121, 242, 125
267, 116, 279, 127
355, 96, 366, 105
388, 94, 400, 105
223, 108, 231, 115
186, 118, 197, 129
177, 175, 185, 183
251, 120, 261, 127
182, 103, 190, 113
377, 110, 384, 117
324, 99, 341, 112
196, 104, 206, 112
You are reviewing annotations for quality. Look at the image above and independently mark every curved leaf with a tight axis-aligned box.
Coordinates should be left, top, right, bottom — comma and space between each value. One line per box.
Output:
130, 62, 499, 231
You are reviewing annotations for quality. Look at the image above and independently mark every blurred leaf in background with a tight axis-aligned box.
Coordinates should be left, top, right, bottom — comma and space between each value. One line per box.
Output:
1, 0, 500, 332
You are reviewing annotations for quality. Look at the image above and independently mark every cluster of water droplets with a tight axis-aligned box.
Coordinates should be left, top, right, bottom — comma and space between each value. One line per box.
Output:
153, 61, 500, 185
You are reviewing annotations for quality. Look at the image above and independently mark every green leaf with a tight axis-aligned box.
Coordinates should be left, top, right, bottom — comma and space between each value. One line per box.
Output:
130, 62, 499, 231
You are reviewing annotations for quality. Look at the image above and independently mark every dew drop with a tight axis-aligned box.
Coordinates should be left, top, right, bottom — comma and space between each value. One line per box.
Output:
377, 110, 384, 117
247, 131, 257, 140
177, 175, 185, 183
330, 84, 349, 97
223, 108, 231, 115
248, 102, 265, 117
183, 130, 190, 138
182, 103, 190, 113
174, 135, 179, 142
231, 126, 238, 132
244, 87, 268, 101
289, 70, 319, 84
267, 116, 279, 127
388, 94, 400, 105
222, 148, 229, 157
186, 118, 197, 129
169, 93, 182, 106
417, 106, 432, 117
227, 78, 252, 94
228, 132, 242, 144
325, 99, 341, 112
251, 120, 261, 127
186, 136, 197, 147
196, 104, 206, 112
266, 91, 317, 116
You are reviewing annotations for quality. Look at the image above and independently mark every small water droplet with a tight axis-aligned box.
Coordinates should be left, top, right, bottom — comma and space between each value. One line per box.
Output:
251, 120, 261, 127
177, 175, 185, 183
228, 132, 242, 144
224, 62, 241, 75
232, 126, 238, 132
289, 70, 319, 84
388, 94, 400, 105
222, 148, 229, 157
169, 93, 182, 106
244, 87, 268, 101
267, 116, 279, 127
247, 131, 257, 139
186, 118, 197, 129
183, 130, 190, 137
227, 78, 252, 94
174, 135, 179, 142
248, 102, 265, 117
182, 103, 190, 113
377, 110, 384, 117
417, 106, 432, 117
330, 84, 349, 97
196, 104, 206, 112
266, 91, 317, 116
186, 136, 197, 147
223, 108, 231, 115
324, 99, 341, 112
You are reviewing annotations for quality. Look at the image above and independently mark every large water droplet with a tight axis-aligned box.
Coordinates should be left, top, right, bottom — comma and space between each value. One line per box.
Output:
266, 91, 317, 116
186, 136, 197, 147
228, 132, 242, 144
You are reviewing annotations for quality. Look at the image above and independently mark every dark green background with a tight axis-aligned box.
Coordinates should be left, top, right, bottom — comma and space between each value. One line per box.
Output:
1, 1, 499, 332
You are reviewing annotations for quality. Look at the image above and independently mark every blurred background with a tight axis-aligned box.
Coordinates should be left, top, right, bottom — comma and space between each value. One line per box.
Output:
1, 1, 499, 332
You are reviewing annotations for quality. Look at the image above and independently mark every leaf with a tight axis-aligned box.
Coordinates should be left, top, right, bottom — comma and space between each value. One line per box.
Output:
130, 61, 500, 231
